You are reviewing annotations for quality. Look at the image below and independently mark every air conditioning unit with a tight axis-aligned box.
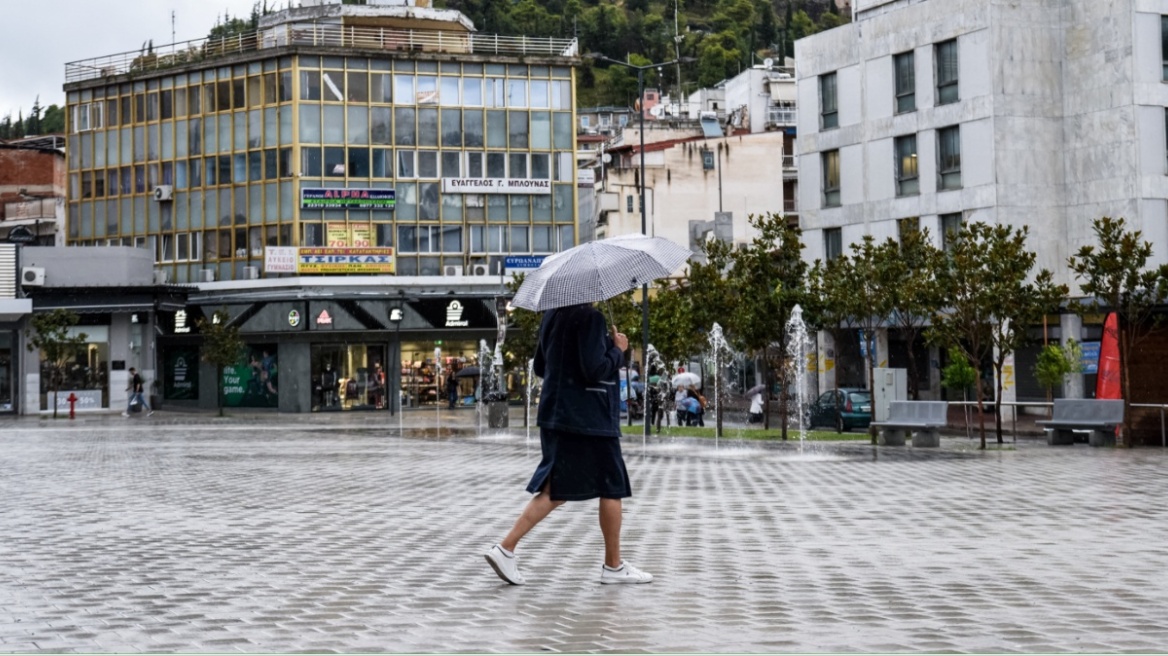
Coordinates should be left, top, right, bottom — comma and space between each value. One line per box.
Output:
443, 265, 464, 276
199, 269, 216, 283
153, 269, 169, 284
243, 266, 259, 280
21, 266, 45, 287
152, 185, 174, 202
471, 263, 491, 276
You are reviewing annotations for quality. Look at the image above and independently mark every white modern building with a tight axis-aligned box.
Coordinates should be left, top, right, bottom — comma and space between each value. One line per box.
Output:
796, 0, 1168, 401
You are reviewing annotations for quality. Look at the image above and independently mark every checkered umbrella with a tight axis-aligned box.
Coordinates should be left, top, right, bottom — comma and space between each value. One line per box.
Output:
511, 234, 691, 311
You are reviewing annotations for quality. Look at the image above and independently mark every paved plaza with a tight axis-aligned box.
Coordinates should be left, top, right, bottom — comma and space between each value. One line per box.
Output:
1, 411, 1167, 653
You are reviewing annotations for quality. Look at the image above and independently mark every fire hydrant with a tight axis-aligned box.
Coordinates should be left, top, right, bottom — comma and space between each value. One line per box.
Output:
67, 393, 78, 420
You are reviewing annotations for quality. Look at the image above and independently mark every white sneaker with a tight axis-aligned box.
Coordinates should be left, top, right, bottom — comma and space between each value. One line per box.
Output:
147, 411, 154, 417
600, 561, 653, 584
121, 412, 129, 417
484, 544, 525, 585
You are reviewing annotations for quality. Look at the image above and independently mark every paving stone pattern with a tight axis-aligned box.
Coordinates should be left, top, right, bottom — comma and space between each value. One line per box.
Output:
1, 417, 1167, 652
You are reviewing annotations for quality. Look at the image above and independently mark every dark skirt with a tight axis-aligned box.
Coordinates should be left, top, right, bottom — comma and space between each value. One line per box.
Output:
525, 427, 632, 501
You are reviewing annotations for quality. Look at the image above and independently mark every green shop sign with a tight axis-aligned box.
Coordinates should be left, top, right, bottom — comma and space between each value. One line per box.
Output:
300, 188, 395, 210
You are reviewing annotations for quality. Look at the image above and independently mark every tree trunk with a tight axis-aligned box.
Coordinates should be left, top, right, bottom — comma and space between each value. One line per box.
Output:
975, 376, 987, 450
994, 362, 1005, 444
904, 329, 920, 400
761, 351, 770, 431
217, 365, 225, 417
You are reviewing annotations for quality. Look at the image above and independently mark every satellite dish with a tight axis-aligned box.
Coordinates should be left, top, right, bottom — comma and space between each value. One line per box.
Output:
763, 58, 774, 69
602, 153, 612, 164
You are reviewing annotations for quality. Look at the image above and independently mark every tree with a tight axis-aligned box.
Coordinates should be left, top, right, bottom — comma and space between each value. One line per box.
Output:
503, 275, 545, 427
883, 228, 943, 400
26, 310, 89, 419
813, 235, 895, 442
41, 105, 65, 134
1067, 216, 1168, 444
941, 346, 977, 440
928, 222, 1066, 449
197, 309, 245, 417
1034, 339, 1083, 414
720, 213, 809, 439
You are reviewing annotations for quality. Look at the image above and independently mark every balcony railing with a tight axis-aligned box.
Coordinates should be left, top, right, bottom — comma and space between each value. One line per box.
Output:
66, 25, 578, 83
767, 106, 796, 127
3, 198, 59, 222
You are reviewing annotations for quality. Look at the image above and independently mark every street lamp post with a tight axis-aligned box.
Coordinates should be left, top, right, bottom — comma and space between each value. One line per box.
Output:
588, 53, 688, 443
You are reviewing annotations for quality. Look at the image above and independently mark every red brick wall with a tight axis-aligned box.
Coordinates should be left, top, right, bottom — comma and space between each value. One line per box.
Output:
0, 148, 65, 220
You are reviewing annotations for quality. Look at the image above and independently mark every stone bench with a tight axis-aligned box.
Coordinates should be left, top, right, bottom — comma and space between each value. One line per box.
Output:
871, 401, 949, 447
1036, 399, 1124, 447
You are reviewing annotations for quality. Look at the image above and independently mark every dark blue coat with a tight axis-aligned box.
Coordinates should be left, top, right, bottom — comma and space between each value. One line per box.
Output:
534, 304, 624, 437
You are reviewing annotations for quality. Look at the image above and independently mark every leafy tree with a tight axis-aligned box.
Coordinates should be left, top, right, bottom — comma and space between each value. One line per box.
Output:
883, 228, 943, 400
41, 105, 65, 134
26, 310, 89, 419
1034, 339, 1083, 413
197, 309, 246, 417
928, 222, 1066, 449
1067, 216, 1168, 444
503, 274, 544, 426
719, 213, 808, 438
941, 346, 977, 440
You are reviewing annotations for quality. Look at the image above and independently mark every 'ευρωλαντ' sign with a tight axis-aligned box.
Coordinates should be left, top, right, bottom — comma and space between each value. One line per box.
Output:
298, 247, 395, 274
301, 188, 396, 209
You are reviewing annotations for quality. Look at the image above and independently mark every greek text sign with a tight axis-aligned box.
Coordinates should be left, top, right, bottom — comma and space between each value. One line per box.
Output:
301, 188, 396, 210
298, 247, 395, 274
504, 255, 546, 271
265, 247, 299, 273
442, 178, 551, 195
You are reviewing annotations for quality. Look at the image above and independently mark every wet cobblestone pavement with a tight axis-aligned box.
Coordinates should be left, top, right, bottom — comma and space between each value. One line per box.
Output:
1, 412, 1167, 653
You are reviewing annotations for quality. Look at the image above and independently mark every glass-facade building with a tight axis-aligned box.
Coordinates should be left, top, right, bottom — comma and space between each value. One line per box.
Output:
64, 29, 579, 282
58, 4, 580, 415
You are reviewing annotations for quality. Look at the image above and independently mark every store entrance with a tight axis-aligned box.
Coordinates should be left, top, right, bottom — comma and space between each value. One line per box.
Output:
311, 343, 388, 412
400, 340, 483, 409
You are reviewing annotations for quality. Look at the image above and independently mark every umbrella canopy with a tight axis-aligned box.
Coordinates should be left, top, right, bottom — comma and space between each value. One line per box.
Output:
512, 234, 691, 311
454, 366, 482, 378
744, 384, 766, 397
671, 372, 701, 387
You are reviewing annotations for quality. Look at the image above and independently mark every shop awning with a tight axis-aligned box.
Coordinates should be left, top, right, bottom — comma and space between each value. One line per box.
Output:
0, 298, 32, 322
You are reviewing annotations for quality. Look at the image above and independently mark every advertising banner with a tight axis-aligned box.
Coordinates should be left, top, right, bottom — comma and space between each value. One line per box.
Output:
49, 390, 103, 412
164, 348, 200, 400
350, 223, 373, 247
442, 178, 551, 194
301, 188, 396, 210
1080, 341, 1100, 376
222, 345, 279, 408
327, 222, 350, 247
299, 247, 395, 274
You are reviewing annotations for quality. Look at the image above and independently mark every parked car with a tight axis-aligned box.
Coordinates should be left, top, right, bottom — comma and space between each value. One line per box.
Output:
808, 388, 873, 432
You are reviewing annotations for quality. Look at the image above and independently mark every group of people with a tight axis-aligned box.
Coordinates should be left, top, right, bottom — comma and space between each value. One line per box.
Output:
674, 385, 707, 426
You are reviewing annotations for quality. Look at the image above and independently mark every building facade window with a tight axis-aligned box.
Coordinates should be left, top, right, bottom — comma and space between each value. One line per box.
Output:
940, 212, 963, 250
824, 227, 842, 261
935, 39, 959, 105
894, 134, 919, 196
1162, 16, 1168, 81
820, 72, 838, 130
896, 217, 919, 241
822, 149, 841, 207
937, 125, 961, 190
894, 51, 915, 114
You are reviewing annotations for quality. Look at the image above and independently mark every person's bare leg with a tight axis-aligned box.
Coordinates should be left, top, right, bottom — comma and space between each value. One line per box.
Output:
500, 482, 564, 552
599, 498, 623, 567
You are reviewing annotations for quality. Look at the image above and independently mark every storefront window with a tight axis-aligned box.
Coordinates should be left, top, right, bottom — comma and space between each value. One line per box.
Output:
162, 347, 200, 401
400, 341, 482, 408
40, 326, 109, 412
0, 332, 13, 412
312, 343, 388, 411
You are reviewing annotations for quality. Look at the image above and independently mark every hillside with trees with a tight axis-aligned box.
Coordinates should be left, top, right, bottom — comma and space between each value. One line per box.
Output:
441, 0, 850, 107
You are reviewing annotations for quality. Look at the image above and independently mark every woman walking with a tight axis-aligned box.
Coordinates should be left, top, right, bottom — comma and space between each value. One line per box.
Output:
484, 303, 653, 585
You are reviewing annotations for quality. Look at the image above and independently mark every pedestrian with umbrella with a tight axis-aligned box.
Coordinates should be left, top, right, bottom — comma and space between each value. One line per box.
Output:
484, 234, 689, 586
745, 383, 766, 424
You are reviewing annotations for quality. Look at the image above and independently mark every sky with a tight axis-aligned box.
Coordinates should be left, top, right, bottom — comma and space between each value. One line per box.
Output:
0, 0, 273, 121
